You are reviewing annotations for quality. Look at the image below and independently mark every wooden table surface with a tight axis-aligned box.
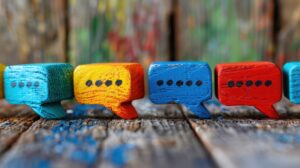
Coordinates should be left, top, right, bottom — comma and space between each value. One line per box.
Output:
0, 98, 300, 168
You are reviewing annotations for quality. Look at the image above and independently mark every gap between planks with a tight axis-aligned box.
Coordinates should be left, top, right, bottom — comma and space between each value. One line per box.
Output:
178, 104, 220, 168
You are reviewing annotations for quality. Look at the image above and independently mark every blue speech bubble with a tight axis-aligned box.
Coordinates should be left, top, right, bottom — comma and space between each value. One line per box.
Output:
148, 62, 212, 118
283, 62, 300, 104
4, 63, 74, 119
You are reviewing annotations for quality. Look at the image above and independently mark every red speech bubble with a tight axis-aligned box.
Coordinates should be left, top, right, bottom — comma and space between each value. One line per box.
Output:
215, 62, 282, 118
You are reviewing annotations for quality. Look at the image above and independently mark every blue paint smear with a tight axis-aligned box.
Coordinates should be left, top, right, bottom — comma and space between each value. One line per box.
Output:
36, 119, 101, 166
105, 144, 136, 167
257, 132, 300, 145
4, 157, 51, 168
67, 104, 108, 118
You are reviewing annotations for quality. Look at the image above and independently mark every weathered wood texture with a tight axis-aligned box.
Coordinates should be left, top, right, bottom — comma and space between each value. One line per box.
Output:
4, 63, 74, 119
188, 119, 300, 168
69, 0, 171, 67
0, 64, 4, 98
0, 0, 68, 64
276, 0, 300, 66
98, 119, 215, 168
0, 100, 38, 155
0, 119, 108, 168
0, 100, 215, 168
177, 0, 274, 67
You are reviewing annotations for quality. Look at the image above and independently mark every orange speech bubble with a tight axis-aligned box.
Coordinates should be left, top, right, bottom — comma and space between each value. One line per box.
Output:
74, 63, 144, 119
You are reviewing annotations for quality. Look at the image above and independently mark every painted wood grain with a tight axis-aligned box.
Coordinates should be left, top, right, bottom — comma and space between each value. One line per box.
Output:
148, 62, 212, 118
69, 0, 171, 67
0, 64, 4, 98
4, 63, 74, 119
0, 101, 215, 168
283, 62, 300, 104
177, 0, 274, 67
0, 0, 68, 64
74, 63, 144, 119
0, 118, 108, 168
0, 100, 38, 155
215, 62, 282, 118
187, 119, 300, 168
98, 119, 216, 168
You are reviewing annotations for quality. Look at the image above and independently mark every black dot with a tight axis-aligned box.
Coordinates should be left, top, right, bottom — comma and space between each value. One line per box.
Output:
236, 81, 243, 87
186, 80, 193, 86
157, 80, 163, 86
115, 80, 122, 86
95, 80, 102, 87
34, 81, 39, 88
105, 80, 112, 86
27, 82, 32, 88
265, 80, 272, 87
246, 80, 253, 87
176, 80, 183, 86
196, 80, 202, 86
86, 80, 93, 87
19, 82, 24, 88
167, 80, 173, 86
228, 81, 234, 87
11, 81, 16, 88
255, 80, 262, 87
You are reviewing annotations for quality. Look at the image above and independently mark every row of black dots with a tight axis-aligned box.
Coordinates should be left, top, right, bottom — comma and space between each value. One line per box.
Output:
85, 79, 123, 87
227, 80, 272, 88
11, 81, 40, 88
156, 80, 203, 87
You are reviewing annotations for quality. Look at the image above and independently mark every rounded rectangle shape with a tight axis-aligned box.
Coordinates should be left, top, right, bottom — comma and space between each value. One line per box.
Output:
148, 61, 212, 118
0, 64, 5, 98
4, 63, 74, 119
215, 62, 282, 118
5, 65, 49, 104
74, 63, 145, 119
283, 62, 300, 104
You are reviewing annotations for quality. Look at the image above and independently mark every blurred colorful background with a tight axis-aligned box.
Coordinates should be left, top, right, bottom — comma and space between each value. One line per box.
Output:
0, 0, 299, 69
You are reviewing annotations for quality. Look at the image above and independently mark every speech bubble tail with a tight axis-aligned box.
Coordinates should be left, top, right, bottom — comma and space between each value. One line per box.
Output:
185, 103, 211, 119
112, 102, 138, 119
255, 105, 279, 119
30, 102, 67, 119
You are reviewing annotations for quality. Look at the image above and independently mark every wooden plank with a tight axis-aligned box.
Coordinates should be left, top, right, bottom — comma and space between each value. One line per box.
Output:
0, 0, 67, 64
0, 102, 215, 167
69, 0, 171, 67
187, 119, 300, 168
177, 0, 274, 67
276, 0, 300, 66
0, 118, 109, 167
0, 100, 38, 155
98, 119, 216, 168
0, 118, 215, 168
